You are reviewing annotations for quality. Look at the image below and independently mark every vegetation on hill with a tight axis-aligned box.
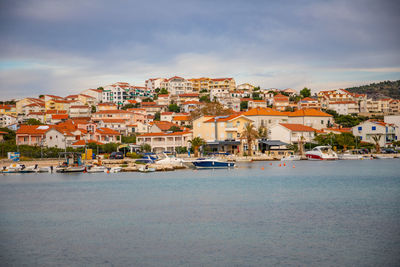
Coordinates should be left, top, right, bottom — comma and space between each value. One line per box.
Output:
346, 80, 400, 99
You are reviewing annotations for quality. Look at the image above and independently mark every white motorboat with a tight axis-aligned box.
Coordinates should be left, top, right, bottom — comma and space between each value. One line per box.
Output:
1, 163, 24, 173
306, 146, 338, 160
156, 153, 184, 166
138, 165, 156, 172
339, 150, 364, 160
37, 166, 53, 173
281, 154, 301, 161
374, 154, 395, 159
104, 166, 122, 173
19, 164, 39, 173
87, 165, 108, 173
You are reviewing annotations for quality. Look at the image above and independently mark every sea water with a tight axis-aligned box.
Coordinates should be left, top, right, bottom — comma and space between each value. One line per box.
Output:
0, 160, 399, 266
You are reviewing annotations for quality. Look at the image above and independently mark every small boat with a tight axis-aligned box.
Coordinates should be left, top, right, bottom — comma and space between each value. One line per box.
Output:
339, 150, 364, 160
56, 165, 86, 173
138, 165, 156, 172
87, 165, 108, 173
192, 158, 235, 169
374, 154, 395, 159
135, 156, 156, 164
56, 152, 86, 173
104, 166, 122, 173
281, 154, 301, 161
306, 146, 338, 160
19, 164, 39, 173
1, 163, 24, 173
156, 153, 184, 165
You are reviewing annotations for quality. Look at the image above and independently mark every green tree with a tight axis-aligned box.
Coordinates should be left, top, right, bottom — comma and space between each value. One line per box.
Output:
200, 89, 208, 93
253, 86, 260, 91
199, 95, 211, 103
154, 111, 161, 121
188, 137, 206, 157
155, 88, 160, 93
91, 105, 96, 113
168, 126, 182, 132
158, 88, 168, 95
39, 94, 44, 98
142, 98, 153, 102
336, 133, 355, 151
258, 126, 268, 139
168, 103, 180, 113
240, 101, 248, 111
240, 122, 259, 156
121, 135, 136, 143
121, 103, 135, 110
252, 92, 262, 100
0, 127, 16, 141
97, 87, 104, 91
371, 134, 382, 153
141, 143, 151, 152
25, 118, 43, 125
300, 87, 311, 98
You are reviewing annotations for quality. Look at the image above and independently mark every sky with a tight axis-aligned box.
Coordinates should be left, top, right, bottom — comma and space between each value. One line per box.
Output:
0, 0, 399, 99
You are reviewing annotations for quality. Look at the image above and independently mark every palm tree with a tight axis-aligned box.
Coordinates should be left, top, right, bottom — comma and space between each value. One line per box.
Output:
189, 137, 206, 157
371, 134, 382, 153
240, 122, 259, 156
336, 133, 355, 151
258, 125, 268, 139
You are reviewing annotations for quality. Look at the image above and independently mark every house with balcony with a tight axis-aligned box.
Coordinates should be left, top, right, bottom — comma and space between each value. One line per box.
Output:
16, 125, 51, 146
136, 131, 192, 153
193, 114, 254, 154
298, 97, 321, 110
327, 101, 359, 115
160, 76, 193, 95
242, 107, 289, 129
269, 123, 317, 144
69, 105, 91, 118
0, 114, 18, 127
93, 128, 121, 144
288, 109, 333, 130
352, 120, 397, 148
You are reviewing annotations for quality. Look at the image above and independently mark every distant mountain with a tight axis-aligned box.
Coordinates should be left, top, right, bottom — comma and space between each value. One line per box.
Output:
346, 80, 400, 99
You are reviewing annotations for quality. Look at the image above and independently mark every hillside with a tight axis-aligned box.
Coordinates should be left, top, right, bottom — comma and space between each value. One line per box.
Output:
346, 80, 400, 99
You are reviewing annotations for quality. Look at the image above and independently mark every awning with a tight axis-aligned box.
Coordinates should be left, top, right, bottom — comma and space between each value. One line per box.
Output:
258, 139, 289, 146
206, 140, 241, 146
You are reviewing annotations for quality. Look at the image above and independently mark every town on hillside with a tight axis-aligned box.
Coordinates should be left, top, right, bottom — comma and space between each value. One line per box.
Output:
0, 77, 399, 159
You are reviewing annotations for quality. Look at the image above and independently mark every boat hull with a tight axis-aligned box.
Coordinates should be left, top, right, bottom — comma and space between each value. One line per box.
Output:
192, 160, 235, 169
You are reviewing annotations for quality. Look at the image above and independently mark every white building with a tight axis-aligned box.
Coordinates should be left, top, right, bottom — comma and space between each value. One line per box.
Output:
136, 131, 193, 153
269, 123, 316, 144
145, 78, 165, 91
81, 89, 103, 103
327, 101, 359, 115
160, 76, 193, 95
384, 115, 400, 143
0, 114, 18, 127
352, 120, 397, 148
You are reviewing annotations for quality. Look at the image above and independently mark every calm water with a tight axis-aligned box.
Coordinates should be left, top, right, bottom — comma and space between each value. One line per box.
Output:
0, 160, 399, 266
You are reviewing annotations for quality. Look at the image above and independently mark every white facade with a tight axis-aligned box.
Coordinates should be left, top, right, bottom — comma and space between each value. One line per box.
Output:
0, 114, 18, 127
210, 88, 230, 101
327, 101, 359, 115
269, 124, 315, 144
384, 115, 400, 143
81, 89, 103, 103
352, 121, 397, 147
145, 78, 164, 91
160, 77, 193, 95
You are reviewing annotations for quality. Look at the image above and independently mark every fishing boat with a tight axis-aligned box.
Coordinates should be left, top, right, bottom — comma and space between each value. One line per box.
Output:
55, 152, 86, 173
192, 158, 235, 169
138, 165, 156, 172
305, 146, 338, 160
1, 163, 24, 173
374, 154, 395, 159
281, 152, 301, 161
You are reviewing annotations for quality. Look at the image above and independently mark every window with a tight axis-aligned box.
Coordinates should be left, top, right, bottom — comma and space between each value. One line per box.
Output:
358, 126, 362, 131
372, 126, 376, 131
321, 120, 324, 125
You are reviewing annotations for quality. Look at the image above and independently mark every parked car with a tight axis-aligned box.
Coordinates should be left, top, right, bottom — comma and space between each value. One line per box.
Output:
110, 151, 124, 159
381, 148, 397, 154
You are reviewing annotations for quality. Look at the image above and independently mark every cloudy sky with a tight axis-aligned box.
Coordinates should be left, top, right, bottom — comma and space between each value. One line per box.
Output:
0, 0, 399, 99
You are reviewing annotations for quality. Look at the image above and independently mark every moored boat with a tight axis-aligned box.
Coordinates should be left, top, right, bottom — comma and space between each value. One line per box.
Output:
192, 158, 235, 169
1, 163, 24, 173
306, 146, 338, 160
281, 154, 301, 161
138, 165, 156, 172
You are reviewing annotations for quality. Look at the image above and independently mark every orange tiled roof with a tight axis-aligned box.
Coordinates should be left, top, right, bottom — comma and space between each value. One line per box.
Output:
16, 125, 52, 135
96, 127, 120, 135
243, 107, 286, 116
288, 109, 332, 117
46, 110, 67, 114
0, 131, 8, 134
52, 114, 69, 120
173, 115, 191, 121
138, 131, 192, 137
99, 119, 127, 123
204, 114, 243, 123
94, 110, 133, 114
279, 123, 316, 132
72, 139, 104, 146
153, 121, 181, 131
179, 93, 199, 97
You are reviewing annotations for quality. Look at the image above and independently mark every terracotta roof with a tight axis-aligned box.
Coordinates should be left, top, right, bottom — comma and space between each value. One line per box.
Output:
70, 105, 90, 108
279, 123, 316, 132
79, 94, 95, 98
98, 103, 116, 106
141, 102, 157, 106
94, 110, 133, 114
161, 112, 174, 115
243, 107, 286, 116
323, 127, 352, 133
204, 114, 243, 123
288, 109, 332, 117
127, 100, 138, 104
211, 78, 233, 81
96, 127, 120, 135
173, 115, 191, 121
0, 131, 8, 134
274, 94, 289, 101
301, 97, 317, 102
153, 121, 181, 131
99, 119, 127, 123
28, 112, 45, 115
66, 94, 79, 98
46, 110, 67, 114
52, 114, 69, 120
158, 94, 169, 97
89, 89, 103, 93
167, 76, 185, 81
72, 139, 104, 146
329, 101, 357, 104
16, 125, 51, 135
250, 99, 266, 103
138, 131, 192, 137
